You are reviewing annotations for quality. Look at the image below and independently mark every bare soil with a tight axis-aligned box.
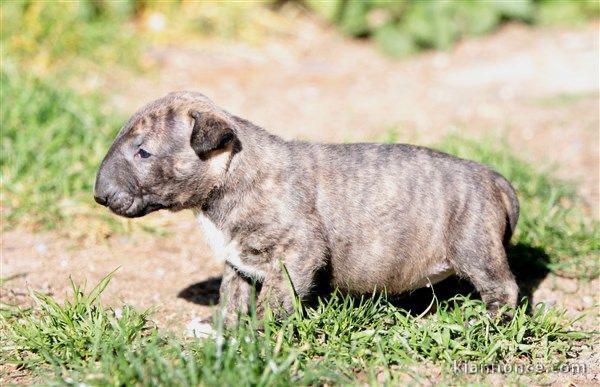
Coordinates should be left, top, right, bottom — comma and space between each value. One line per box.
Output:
2, 14, 598, 384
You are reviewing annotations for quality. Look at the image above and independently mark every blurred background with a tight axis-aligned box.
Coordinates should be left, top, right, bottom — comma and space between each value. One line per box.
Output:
1, 0, 598, 329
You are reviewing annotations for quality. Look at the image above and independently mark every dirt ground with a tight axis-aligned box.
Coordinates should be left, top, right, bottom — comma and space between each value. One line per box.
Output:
1, 14, 599, 383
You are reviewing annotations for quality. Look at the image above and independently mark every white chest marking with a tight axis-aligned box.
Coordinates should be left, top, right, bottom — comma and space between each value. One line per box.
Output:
195, 212, 266, 281
195, 212, 229, 262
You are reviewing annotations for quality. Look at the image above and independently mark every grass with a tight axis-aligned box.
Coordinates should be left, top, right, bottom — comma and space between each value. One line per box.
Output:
0, 69, 124, 231
0, 274, 592, 385
0, 1, 281, 80
532, 91, 599, 108
306, 0, 599, 57
0, 2, 142, 230
0, 1, 142, 78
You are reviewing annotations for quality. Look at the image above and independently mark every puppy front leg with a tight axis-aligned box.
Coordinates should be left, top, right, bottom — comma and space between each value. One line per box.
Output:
256, 257, 318, 320
219, 263, 255, 327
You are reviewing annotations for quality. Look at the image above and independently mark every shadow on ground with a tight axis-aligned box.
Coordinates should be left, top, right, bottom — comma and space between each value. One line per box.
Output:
177, 276, 221, 306
178, 242, 551, 315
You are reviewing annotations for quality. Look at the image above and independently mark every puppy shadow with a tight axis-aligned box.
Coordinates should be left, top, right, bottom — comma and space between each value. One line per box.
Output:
507, 242, 551, 308
177, 276, 222, 306
177, 242, 551, 316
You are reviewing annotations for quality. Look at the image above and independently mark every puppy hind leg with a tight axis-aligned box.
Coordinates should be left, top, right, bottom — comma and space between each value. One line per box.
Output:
451, 243, 518, 316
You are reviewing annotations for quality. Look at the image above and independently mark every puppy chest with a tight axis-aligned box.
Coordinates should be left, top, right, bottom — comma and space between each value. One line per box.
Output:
195, 212, 268, 280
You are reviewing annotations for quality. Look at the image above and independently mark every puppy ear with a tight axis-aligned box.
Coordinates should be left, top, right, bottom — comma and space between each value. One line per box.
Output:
189, 111, 236, 159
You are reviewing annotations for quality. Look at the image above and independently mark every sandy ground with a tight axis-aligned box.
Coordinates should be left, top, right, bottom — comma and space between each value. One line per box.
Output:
1, 14, 599, 383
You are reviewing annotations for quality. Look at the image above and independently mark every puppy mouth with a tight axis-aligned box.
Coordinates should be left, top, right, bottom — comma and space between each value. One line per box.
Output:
118, 202, 166, 218
107, 193, 166, 218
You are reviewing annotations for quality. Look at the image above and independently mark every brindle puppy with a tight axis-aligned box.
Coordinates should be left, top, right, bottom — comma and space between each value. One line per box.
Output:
95, 91, 519, 326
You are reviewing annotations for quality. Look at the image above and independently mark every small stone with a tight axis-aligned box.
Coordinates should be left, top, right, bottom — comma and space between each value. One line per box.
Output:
186, 317, 215, 338
559, 280, 578, 293
582, 296, 594, 307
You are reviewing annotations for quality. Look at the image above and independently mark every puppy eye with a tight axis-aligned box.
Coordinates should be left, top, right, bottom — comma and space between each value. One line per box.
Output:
138, 148, 151, 159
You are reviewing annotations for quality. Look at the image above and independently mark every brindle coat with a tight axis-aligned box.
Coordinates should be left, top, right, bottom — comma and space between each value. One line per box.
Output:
95, 91, 519, 325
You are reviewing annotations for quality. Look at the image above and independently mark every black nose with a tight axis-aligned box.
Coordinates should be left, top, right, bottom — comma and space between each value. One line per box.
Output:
94, 161, 114, 207
94, 195, 108, 206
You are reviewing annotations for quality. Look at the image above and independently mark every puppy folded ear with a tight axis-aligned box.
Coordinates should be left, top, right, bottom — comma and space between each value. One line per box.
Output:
189, 111, 237, 159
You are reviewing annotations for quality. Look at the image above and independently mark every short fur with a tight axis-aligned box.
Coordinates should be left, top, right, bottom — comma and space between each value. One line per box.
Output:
95, 91, 519, 324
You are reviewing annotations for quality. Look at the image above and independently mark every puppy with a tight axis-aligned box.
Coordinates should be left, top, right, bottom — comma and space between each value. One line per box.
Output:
95, 91, 519, 325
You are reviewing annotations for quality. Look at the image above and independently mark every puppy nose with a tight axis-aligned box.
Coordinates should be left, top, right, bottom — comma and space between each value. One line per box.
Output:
94, 166, 113, 207
94, 177, 110, 206
94, 195, 108, 206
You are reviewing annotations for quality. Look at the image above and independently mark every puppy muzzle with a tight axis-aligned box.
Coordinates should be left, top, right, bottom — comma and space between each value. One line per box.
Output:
105, 192, 165, 218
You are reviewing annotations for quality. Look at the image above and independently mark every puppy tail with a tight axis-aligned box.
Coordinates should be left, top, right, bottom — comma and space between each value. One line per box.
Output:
492, 172, 520, 245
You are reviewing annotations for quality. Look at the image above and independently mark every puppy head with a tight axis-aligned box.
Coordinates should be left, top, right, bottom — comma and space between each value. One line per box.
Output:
94, 91, 239, 218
